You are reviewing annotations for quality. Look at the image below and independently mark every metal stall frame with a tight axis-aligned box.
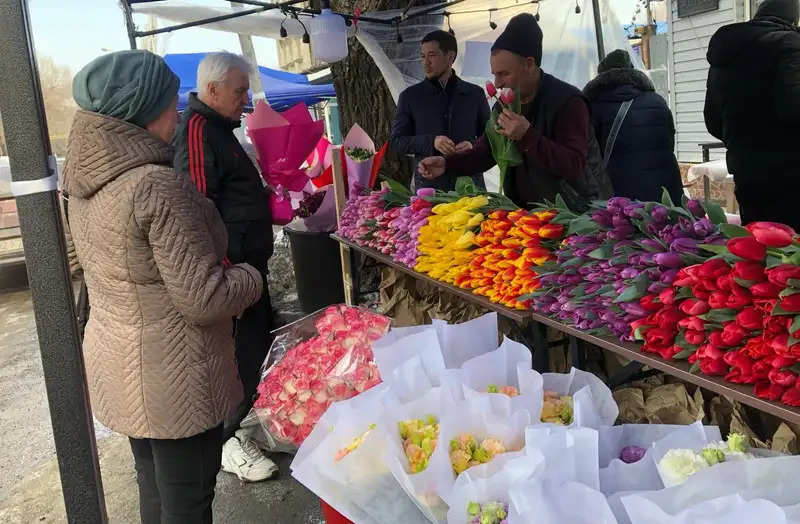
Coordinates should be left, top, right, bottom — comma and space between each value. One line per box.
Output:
0, 1, 606, 521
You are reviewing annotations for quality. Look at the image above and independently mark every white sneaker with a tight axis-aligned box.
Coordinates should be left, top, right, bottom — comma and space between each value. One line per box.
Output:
221, 430, 279, 482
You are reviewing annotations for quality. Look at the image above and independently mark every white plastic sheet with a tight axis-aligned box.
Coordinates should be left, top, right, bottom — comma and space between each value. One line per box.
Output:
133, 0, 638, 103
598, 423, 722, 496
623, 494, 792, 524
524, 425, 601, 491
686, 159, 731, 183
512, 480, 619, 524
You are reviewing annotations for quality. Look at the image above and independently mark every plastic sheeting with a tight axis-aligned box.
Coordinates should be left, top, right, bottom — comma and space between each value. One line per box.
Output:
163, 52, 334, 111
133, 0, 638, 103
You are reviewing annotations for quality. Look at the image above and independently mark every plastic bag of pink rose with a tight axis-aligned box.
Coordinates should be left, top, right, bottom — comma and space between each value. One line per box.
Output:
253, 305, 391, 452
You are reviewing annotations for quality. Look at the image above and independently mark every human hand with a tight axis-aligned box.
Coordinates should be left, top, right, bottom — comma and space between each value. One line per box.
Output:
454, 141, 473, 154
434, 135, 456, 157
418, 156, 446, 180
497, 110, 531, 141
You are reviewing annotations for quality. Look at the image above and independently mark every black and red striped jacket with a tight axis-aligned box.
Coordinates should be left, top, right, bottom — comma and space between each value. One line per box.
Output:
173, 94, 273, 272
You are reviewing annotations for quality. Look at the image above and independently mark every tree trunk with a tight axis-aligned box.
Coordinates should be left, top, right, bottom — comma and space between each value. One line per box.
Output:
329, 0, 440, 186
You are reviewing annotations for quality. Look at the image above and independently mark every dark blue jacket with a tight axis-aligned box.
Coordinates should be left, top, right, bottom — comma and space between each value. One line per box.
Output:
583, 68, 683, 204
390, 74, 490, 191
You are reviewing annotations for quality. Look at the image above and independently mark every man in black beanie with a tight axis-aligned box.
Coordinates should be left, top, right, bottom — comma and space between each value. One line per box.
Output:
419, 13, 612, 209
704, 0, 800, 229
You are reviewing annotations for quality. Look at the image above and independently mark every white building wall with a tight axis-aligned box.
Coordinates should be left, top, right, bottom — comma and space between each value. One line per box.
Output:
668, 0, 745, 162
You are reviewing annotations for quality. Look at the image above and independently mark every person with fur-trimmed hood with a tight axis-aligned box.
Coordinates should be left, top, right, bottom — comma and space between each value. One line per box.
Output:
583, 49, 683, 204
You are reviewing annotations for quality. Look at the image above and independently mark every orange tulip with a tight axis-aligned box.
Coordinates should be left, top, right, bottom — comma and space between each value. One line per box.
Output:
534, 210, 557, 222
517, 215, 544, 228
539, 223, 566, 239
501, 238, 522, 249
502, 267, 516, 281
488, 210, 509, 221
501, 249, 521, 260
493, 220, 512, 231
523, 246, 550, 260
522, 237, 543, 248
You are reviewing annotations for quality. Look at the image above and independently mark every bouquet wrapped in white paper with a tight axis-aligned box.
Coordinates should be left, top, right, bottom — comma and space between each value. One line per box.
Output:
380, 387, 458, 523
430, 395, 531, 511
598, 422, 722, 496
510, 479, 619, 524
524, 425, 600, 491
541, 367, 619, 428
445, 451, 545, 524
624, 494, 792, 524
456, 337, 544, 419
618, 455, 800, 524
291, 384, 396, 522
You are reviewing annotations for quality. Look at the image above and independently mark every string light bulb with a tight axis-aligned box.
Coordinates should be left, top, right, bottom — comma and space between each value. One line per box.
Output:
447, 13, 455, 35
575, 1, 581, 14
535, 4, 541, 21
396, 23, 404, 43
489, 10, 497, 30
279, 13, 288, 38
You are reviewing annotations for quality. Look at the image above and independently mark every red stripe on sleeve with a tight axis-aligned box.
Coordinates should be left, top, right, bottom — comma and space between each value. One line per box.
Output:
187, 114, 208, 196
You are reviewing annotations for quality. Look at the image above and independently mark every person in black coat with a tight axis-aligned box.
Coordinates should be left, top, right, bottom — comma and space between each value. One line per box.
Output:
704, 0, 800, 229
584, 49, 683, 204
390, 30, 491, 191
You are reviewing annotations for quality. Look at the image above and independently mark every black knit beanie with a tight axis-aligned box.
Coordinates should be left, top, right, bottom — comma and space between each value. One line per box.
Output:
491, 13, 544, 66
755, 0, 799, 25
597, 49, 634, 74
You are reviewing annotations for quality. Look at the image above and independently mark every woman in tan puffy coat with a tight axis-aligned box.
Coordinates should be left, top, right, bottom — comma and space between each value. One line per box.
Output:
63, 50, 262, 524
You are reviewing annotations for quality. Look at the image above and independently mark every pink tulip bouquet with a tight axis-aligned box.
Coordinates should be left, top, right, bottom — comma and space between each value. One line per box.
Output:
484, 81, 523, 192
254, 305, 390, 449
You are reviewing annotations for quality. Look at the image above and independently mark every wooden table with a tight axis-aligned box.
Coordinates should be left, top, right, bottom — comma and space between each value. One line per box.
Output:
333, 235, 800, 425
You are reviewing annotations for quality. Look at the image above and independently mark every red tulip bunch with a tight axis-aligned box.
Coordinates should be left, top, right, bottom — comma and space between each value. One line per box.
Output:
633, 221, 800, 407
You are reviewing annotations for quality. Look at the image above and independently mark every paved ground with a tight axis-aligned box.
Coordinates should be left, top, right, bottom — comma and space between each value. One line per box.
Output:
0, 264, 323, 523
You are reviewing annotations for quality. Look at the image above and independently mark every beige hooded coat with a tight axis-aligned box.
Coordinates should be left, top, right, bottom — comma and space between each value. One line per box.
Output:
63, 110, 262, 439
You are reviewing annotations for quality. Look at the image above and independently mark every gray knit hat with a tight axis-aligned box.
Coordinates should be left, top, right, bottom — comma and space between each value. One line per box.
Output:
597, 49, 634, 74
72, 50, 180, 128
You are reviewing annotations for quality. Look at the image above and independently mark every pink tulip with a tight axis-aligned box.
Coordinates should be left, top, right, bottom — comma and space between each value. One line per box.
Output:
485, 81, 497, 98
499, 88, 515, 105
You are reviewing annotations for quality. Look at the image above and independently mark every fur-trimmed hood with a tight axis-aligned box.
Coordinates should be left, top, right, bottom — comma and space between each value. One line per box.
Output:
583, 68, 655, 101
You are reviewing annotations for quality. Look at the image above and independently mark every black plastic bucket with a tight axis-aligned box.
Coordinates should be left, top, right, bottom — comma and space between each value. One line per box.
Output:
283, 222, 345, 314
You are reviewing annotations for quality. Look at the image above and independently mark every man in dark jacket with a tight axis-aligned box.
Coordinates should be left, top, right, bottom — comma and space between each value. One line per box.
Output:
173, 52, 277, 482
584, 49, 683, 203
418, 14, 613, 210
704, 0, 800, 228
390, 30, 491, 191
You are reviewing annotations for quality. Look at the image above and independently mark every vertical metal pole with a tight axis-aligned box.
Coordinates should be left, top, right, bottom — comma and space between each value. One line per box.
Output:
121, 0, 139, 50
230, 2, 267, 101
0, 1, 108, 523
591, 0, 606, 62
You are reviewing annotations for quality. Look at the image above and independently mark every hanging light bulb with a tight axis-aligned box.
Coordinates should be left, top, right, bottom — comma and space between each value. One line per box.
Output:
396, 23, 404, 43
575, 0, 581, 14
303, 31, 310, 44
489, 10, 497, 30
309, 0, 348, 63
447, 13, 455, 35
535, 5, 541, 21
294, 14, 311, 45
279, 14, 288, 38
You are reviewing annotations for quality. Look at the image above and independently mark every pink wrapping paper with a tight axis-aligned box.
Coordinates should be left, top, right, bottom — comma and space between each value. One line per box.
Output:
303, 186, 337, 232
343, 124, 376, 190
245, 101, 324, 225
306, 136, 333, 180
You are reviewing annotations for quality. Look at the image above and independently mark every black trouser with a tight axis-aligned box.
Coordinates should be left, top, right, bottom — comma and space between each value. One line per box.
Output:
129, 425, 224, 524
223, 272, 274, 441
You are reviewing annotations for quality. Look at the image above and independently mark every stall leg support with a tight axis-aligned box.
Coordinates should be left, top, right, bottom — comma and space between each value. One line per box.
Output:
529, 321, 550, 372
348, 247, 361, 306
569, 335, 586, 370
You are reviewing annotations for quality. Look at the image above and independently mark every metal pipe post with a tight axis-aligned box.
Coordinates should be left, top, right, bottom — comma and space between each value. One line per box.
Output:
591, 0, 606, 62
121, 0, 138, 50
0, 1, 108, 522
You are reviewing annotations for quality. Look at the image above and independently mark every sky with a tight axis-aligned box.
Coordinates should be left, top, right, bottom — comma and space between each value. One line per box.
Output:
28, 0, 280, 73
28, 0, 641, 74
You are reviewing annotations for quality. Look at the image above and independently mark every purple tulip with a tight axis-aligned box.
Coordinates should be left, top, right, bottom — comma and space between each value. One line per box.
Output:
614, 321, 631, 334
620, 267, 641, 279
549, 302, 562, 314
612, 240, 635, 255
416, 187, 436, 197
692, 217, 714, 237
653, 251, 683, 268
648, 282, 667, 294
600, 311, 618, 323
705, 234, 727, 246
660, 268, 679, 284
562, 301, 581, 312
638, 253, 656, 266
592, 210, 613, 228
612, 213, 631, 229
608, 225, 637, 240
621, 302, 647, 317
651, 205, 669, 222
640, 239, 667, 253
607, 197, 632, 214
585, 283, 603, 294
589, 319, 605, 329
687, 199, 705, 218
623, 203, 645, 217
629, 255, 642, 267
671, 237, 699, 254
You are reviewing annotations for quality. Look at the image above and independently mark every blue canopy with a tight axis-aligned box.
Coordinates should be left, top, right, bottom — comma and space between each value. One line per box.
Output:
163, 53, 335, 112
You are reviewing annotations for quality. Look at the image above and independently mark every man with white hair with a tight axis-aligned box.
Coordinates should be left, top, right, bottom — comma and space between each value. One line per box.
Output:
174, 51, 277, 482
